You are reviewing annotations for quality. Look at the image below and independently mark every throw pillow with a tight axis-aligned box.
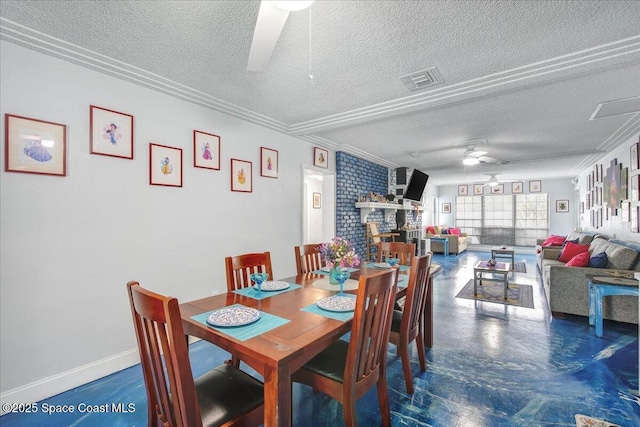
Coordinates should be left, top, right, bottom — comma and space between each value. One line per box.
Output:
563, 238, 579, 245
442, 229, 449, 234
426, 226, 436, 234
589, 252, 608, 268
449, 227, 461, 236
558, 241, 590, 263
566, 252, 590, 267
542, 235, 566, 246
433, 225, 442, 234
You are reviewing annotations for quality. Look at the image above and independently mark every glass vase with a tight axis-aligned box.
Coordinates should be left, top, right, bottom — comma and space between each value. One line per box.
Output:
329, 266, 341, 285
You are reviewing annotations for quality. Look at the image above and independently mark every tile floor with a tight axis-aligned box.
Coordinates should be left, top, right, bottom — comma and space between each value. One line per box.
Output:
1, 251, 638, 426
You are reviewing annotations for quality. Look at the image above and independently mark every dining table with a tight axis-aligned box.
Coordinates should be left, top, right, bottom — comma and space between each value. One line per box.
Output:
179, 262, 441, 427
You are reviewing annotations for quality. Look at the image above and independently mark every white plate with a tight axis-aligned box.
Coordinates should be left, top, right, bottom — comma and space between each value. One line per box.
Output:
206, 306, 261, 327
374, 262, 391, 269
317, 295, 356, 312
254, 280, 290, 292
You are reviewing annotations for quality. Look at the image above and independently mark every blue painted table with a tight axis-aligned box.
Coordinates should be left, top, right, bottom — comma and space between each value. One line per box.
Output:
430, 237, 450, 256
587, 274, 639, 337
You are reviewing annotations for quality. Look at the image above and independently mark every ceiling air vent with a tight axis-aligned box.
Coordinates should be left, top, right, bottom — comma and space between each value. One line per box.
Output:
399, 67, 444, 92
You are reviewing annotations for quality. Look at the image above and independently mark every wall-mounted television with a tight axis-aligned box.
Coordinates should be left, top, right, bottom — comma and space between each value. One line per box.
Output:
402, 169, 429, 202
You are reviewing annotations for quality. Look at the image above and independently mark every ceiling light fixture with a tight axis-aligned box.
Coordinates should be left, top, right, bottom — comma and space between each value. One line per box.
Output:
462, 155, 480, 165
488, 176, 499, 186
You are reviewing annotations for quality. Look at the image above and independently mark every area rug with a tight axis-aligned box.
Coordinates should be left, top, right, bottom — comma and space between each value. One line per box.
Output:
455, 279, 534, 308
575, 414, 621, 427
512, 262, 526, 273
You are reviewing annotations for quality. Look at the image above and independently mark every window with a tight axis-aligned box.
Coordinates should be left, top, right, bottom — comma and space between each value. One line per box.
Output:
455, 194, 548, 246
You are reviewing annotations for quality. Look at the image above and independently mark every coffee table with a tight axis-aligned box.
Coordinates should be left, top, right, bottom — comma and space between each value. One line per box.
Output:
491, 247, 515, 266
473, 260, 511, 299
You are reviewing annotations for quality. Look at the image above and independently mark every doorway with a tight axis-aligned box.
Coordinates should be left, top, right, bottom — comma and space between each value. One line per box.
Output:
302, 167, 336, 244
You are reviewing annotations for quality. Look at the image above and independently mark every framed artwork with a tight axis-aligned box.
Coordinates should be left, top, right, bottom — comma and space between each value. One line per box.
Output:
580, 202, 585, 214
631, 143, 639, 171
90, 105, 134, 159
586, 193, 590, 210
313, 147, 328, 169
491, 184, 504, 194
511, 182, 523, 193
149, 143, 182, 187
473, 184, 484, 195
442, 203, 451, 214
587, 173, 592, 190
529, 180, 541, 192
631, 206, 639, 233
632, 174, 640, 201
621, 201, 629, 222
593, 164, 600, 182
458, 185, 468, 196
259, 147, 278, 178
556, 200, 569, 212
313, 192, 321, 209
620, 167, 629, 201
5, 114, 67, 176
193, 130, 220, 170
598, 164, 603, 183
230, 158, 252, 192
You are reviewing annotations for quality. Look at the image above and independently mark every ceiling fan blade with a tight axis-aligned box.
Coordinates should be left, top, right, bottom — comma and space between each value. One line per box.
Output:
478, 155, 509, 165
247, 1, 290, 72
469, 150, 487, 158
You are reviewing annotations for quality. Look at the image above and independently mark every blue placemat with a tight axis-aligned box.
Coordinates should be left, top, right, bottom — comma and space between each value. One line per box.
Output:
311, 267, 359, 276
398, 274, 409, 288
233, 283, 301, 300
301, 297, 356, 322
365, 262, 411, 272
191, 304, 290, 341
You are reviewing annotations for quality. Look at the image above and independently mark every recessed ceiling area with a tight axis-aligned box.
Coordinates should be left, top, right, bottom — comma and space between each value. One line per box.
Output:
1, 0, 638, 185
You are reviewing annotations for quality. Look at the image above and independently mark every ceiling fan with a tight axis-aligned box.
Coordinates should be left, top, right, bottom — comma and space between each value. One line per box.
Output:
461, 144, 508, 166
247, 1, 314, 72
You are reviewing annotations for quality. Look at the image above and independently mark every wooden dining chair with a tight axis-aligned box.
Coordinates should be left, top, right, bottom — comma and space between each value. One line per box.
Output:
377, 241, 416, 266
294, 243, 325, 274
126, 281, 264, 427
224, 251, 273, 292
389, 253, 432, 394
366, 222, 400, 262
292, 268, 399, 427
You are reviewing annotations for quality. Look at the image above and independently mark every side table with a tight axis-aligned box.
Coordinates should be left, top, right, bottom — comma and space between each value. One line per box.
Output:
430, 237, 449, 256
587, 274, 639, 337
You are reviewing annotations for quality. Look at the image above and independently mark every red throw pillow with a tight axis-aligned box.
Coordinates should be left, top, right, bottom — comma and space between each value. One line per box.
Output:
542, 235, 566, 247
449, 227, 461, 236
565, 252, 590, 267
426, 226, 436, 234
558, 242, 590, 263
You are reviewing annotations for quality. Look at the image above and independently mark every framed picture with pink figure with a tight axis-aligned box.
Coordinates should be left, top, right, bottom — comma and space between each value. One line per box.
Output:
193, 130, 220, 170
260, 147, 278, 178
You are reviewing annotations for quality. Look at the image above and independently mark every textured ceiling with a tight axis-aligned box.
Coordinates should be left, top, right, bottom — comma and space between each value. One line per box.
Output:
1, 0, 639, 185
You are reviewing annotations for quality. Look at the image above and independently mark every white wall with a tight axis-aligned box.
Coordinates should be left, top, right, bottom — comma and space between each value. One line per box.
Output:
0, 41, 332, 403
578, 132, 640, 242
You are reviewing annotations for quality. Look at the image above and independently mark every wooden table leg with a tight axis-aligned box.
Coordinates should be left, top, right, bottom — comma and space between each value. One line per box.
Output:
263, 364, 292, 427
424, 276, 434, 347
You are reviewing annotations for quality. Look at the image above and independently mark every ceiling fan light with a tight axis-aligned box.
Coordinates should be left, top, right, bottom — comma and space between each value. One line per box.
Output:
488, 180, 499, 187
463, 156, 480, 165
269, 1, 314, 11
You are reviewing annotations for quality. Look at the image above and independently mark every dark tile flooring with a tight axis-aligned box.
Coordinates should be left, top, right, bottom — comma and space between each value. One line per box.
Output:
1, 251, 638, 426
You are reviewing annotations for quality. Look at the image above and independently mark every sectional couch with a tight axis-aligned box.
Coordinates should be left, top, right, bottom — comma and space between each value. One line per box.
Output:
539, 235, 639, 324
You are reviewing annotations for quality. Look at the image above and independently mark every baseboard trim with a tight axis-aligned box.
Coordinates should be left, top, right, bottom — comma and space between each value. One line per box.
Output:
0, 348, 141, 415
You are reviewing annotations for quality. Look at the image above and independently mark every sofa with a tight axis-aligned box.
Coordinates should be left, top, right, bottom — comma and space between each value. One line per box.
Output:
540, 236, 639, 324
424, 233, 468, 255
536, 231, 599, 272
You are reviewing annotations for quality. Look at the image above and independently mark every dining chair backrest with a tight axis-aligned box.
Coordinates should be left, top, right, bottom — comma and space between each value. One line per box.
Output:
225, 252, 273, 292
291, 268, 398, 426
294, 243, 325, 274
389, 252, 432, 394
377, 241, 416, 266
127, 281, 204, 427
127, 281, 264, 427
348, 268, 399, 388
